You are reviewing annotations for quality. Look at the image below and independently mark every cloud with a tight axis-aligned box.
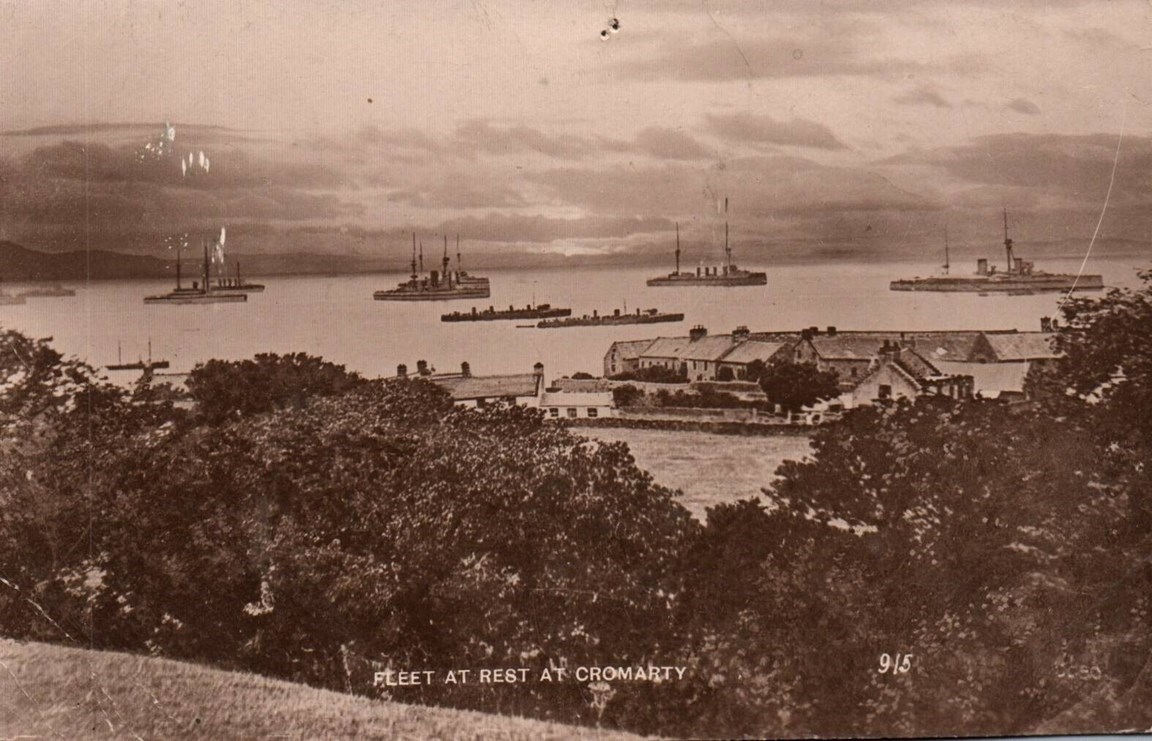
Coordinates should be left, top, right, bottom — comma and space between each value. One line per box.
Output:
618, 33, 935, 83
706, 113, 847, 150
453, 120, 592, 160
632, 128, 712, 160
435, 213, 673, 244
894, 86, 952, 109
1006, 98, 1041, 116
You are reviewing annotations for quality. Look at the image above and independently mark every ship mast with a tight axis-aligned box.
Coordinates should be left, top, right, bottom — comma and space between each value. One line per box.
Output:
943, 227, 950, 275
419, 240, 425, 274
675, 222, 681, 275
175, 242, 182, 289
202, 238, 210, 293
1003, 208, 1015, 274
442, 235, 451, 287
410, 233, 418, 280
456, 234, 462, 272
724, 197, 732, 273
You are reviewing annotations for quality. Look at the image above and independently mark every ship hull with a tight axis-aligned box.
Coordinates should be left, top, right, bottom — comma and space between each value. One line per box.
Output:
537, 312, 684, 328
374, 287, 491, 301
890, 274, 1104, 293
646, 273, 767, 287
19, 288, 76, 298
144, 292, 248, 304
442, 308, 572, 322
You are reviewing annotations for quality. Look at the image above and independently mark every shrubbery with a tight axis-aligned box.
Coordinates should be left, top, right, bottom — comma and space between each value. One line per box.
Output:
2, 270, 1152, 735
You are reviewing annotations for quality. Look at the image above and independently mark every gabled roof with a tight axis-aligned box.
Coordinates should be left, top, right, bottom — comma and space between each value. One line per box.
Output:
606, 339, 656, 360
719, 340, 789, 365
642, 336, 695, 359
983, 332, 1060, 361
894, 349, 944, 381
808, 336, 889, 361
934, 360, 1031, 396
434, 373, 540, 401
914, 335, 983, 362
680, 336, 739, 362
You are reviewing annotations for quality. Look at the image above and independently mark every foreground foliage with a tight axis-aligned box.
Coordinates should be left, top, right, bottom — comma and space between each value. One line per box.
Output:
2, 269, 1151, 737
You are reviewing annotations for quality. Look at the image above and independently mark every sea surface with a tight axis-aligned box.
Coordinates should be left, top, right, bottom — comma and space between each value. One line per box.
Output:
1, 257, 1147, 384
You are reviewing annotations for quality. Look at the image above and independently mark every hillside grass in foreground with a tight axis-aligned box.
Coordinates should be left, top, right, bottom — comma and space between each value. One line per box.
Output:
0, 639, 641, 739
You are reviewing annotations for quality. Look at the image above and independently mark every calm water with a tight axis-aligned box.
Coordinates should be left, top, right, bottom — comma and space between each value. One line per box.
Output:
2, 258, 1147, 384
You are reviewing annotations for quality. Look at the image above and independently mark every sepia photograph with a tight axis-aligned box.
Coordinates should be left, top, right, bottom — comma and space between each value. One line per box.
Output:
1, 0, 1151, 738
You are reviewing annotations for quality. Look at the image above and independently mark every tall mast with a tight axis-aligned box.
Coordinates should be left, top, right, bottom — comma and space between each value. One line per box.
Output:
419, 240, 425, 274
724, 197, 732, 272
410, 233, 417, 280
236, 259, 241, 287
456, 234, 462, 270
675, 222, 681, 275
1003, 208, 1015, 273
943, 227, 950, 275
442, 235, 451, 287
202, 238, 210, 292
176, 242, 182, 289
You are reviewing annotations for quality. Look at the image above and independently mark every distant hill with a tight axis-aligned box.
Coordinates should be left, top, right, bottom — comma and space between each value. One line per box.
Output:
0, 240, 173, 280
0, 639, 639, 739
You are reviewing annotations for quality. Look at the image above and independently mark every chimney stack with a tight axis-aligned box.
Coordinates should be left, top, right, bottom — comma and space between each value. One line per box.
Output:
397, 363, 408, 378
1040, 316, 1052, 333
689, 325, 708, 341
826, 326, 837, 336
416, 359, 429, 376
461, 361, 471, 377
732, 325, 750, 342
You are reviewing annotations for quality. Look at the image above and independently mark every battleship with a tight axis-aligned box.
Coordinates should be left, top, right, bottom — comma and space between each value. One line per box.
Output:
537, 307, 684, 329
890, 212, 1104, 294
646, 208, 767, 287
442, 303, 572, 322
374, 235, 491, 301
214, 261, 264, 292
144, 236, 247, 304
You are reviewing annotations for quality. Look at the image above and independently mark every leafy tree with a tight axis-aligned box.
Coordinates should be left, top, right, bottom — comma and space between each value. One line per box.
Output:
748, 359, 840, 413
611, 384, 642, 408
186, 352, 367, 424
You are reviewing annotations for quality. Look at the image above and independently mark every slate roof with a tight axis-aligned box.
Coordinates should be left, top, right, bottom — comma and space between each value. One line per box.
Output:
680, 336, 740, 362
434, 373, 540, 401
642, 336, 695, 359
983, 332, 1060, 361
808, 336, 891, 361
719, 340, 789, 365
912, 335, 984, 362
934, 360, 1031, 396
607, 339, 656, 361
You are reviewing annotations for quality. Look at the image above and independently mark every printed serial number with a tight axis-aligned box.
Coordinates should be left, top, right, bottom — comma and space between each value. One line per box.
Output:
878, 653, 913, 674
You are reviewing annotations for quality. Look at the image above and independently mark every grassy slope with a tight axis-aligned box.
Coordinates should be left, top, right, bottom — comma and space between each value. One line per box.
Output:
0, 639, 640, 740
579, 428, 812, 520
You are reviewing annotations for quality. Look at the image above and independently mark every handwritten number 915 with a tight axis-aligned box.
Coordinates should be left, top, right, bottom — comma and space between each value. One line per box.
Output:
878, 653, 913, 674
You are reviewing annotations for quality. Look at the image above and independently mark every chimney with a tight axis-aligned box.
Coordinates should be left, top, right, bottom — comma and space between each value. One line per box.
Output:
461, 361, 471, 377
397, 363, 408, 378
826, 326, 837, 336
732, 325, 750, 342
1040, 316, 1052, 333
689, 325, 708, 341
977, 258, 988, 276
533, 362, 544, 387
809, 326, 819, 336
416, 359, 429, 376
801, 328, 813, 341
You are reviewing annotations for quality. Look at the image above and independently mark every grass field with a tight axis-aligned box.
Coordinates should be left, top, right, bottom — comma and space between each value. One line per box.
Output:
579, 428, 813, 520
0, 639, 641, 740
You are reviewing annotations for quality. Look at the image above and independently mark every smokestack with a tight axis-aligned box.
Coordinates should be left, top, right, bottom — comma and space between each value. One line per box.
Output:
397, 363, 408, 378
461, 361, 471, 377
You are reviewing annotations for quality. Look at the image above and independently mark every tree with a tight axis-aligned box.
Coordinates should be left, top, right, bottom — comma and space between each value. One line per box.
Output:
186, 352, 367, 424
751, 360, 840, 413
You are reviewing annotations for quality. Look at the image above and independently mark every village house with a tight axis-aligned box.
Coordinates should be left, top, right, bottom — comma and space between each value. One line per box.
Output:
607, 325, 795, 382
837, 342, 974, 409
403, 361, 616, 418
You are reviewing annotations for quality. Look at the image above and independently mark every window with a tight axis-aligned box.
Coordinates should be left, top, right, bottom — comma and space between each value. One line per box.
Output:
567, 408, 577, 418
587, 408, 598, 418
878, 384, 892, 400
549, 408, 559, 418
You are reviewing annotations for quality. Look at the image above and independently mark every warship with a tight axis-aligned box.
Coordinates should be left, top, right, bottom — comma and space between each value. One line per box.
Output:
106, 340, 170, 372
441, 303, 572, 322
144, 237, 247, 304
647, 206, 767, 287
890, 212, 1104, 294
374, 235, 491, 301
214, 260, 265, 292
537, 307, 684, 329
0, 278, 26, 305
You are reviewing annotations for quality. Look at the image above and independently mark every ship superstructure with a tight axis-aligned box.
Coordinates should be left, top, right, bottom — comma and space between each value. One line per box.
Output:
374, 234, 491, 301
144, 234, 247, 304
647, 203, 767, 287
891, 211, 1104, 294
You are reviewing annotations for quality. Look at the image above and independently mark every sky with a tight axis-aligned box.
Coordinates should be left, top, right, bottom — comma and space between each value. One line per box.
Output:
2, 0, 1151, 265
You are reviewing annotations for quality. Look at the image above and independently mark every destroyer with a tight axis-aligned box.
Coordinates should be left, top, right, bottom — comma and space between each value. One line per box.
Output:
374, 235, 491, 301
890, 212, 1104, 294
537, 307, 684, 328
647, 205, 767, 287
442, 303, 571, 322
18, 284, 76, 298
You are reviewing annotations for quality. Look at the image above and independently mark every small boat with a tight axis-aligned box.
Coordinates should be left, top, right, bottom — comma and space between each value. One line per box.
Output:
18, 284, 76, 298
106, 340, 170, 372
